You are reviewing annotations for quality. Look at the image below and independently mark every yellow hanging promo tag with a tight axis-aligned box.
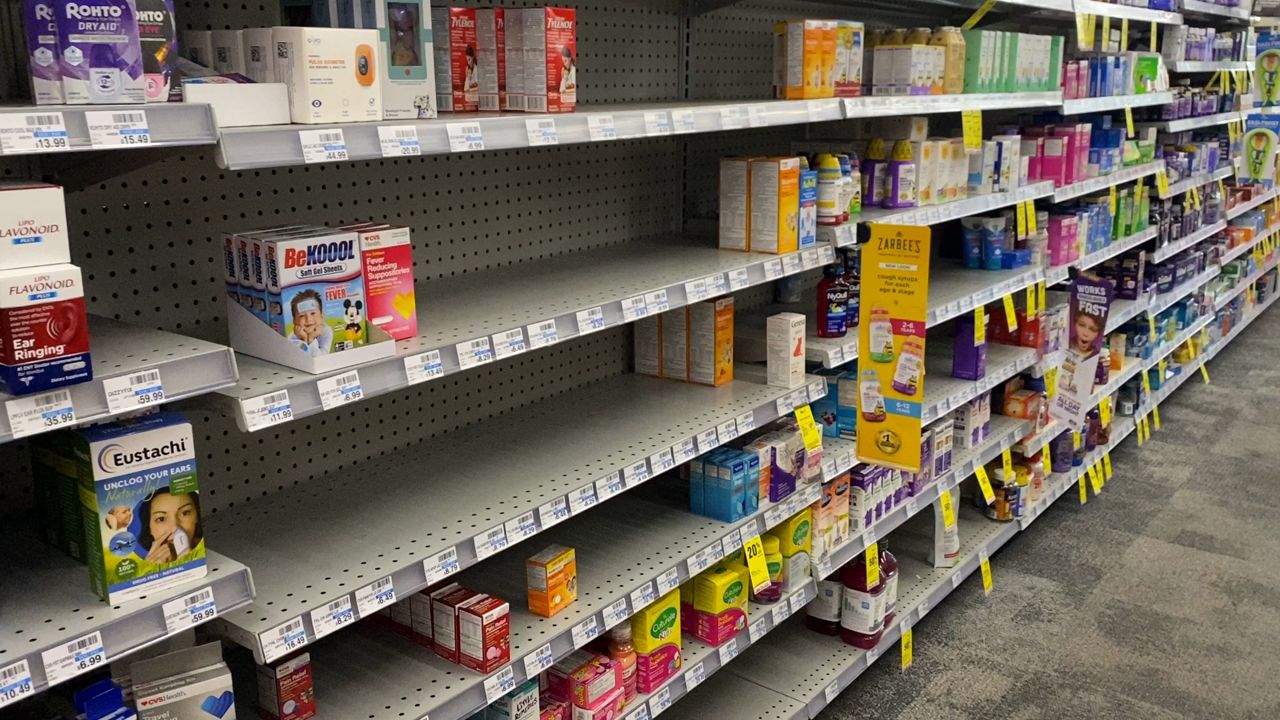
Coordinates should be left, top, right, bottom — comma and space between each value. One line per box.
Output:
1026, 285, 1038, 318
1088, 464, 1102, 495
1156, 168, 1170, 196
1079, 475, 1089, 504
1191, 186, 1201, 210
1101, 16, 1112, 52
742, 534, 773, 592
939, 488, 956, 529
1002, 448, 1014, 479
962, 110, 982, 151
1038, 281, 1047, 312
1200, 363, 1210, 384
1043, 445, 1053, 475
794, 404, 822, 451
1124, 107, 1135, 139
1219, 178, 1228, 203
1016, 201, 1028, 239
980, 557, 993, 594
974, 305, 986, 345
1159, 358, 1167, 378
1073, 431, 1082, 450
1147, 313, 1157, 341
1046, 367, 1057, 398
901, 628, 913, 670
975, 465, 996, 505
1136, 418, 1145, 446
1152, 405, 1161, 431
1003, 294, 1018, 332
1076, 12, 1092, 50
1096, 461, 1106, 488
865, 542, 881, 587
1026, 201, 1038, 233
1104, 453, 1113, 480
1142, 371, 1152, 395
1141, 415, 1151, 441
1120, 19, 1129, 51
1099, 396, 1112, 426
962, 0, 997, 30
1110, 185, 1118, 216
1150, 21, 1157, 52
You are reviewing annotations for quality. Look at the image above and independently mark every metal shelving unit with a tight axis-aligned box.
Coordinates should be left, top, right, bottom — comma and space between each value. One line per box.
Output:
1061, 92, 1173, 115
217, 240, 834, 430
0, 317, 238, 444
1169, 60, 1251, 72
1136, 110, 1243, 132
208, 373, 826, 664
1052, 160, 1165, 203
1159, 165, 1235, 199
856, 181, 1054, 227
1149, 220, 1226, 263
1225, 188, 1278, 220
0, 103, 217, 155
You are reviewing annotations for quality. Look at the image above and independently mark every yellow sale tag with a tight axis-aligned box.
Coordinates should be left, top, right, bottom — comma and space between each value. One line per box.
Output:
1219, 179, 1227, 201
1002, 294, 1018, 332
1037, 281, 1047, 314
1147, 313, 1157, 340
1102, 16, 1112, 50
1002, 448, 1014, 478
962, 110, 983, 151
980, 557, 993, 594
1026, 201, 1038, 233
865, 542, 881, 587
974, 305, 986, 345
1043, 445, 1053, 475
795, 404, 823, 451
1142, 371, 1152, 395
1079, 476, 1088, 504
939, 488, 956, 529
1140, 415, 1150, 441
975, 466, 995, 505
1152, 405, 1161, 431
1120, 19, 1129, 51
1026, 285, 1038, 318
1076, 12, 1092, 49
1156, 169, 1170, 196
1124, 107, 1135, 139
1150, 21, 1157, 52
1088, 464, 1101, 494
1073, 431, 1082, 450
742, 534, 772, 593
962, 0, 997, 30
1096, 461, 1106, 488
1228, 121, 1239, 143
1159, 358, 1167, 377
1109, 185, 1118, 216
1099, 397, 1111, 426
1103, 453, 1113, 480
1200, 363, 1210, 384
1136, 420, 1145, 446
1016, 201, 1028, 238
901, 628, 913, 670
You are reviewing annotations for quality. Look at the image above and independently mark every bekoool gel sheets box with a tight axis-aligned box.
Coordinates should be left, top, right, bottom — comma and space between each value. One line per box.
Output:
264, 229, 368, 356
67, 412, 206, 604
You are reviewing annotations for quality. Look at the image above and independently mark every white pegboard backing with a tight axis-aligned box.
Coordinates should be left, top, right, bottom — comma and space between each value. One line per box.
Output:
0, 324, 631, 515
179, 0, 682, 105
58, 137, 680, 339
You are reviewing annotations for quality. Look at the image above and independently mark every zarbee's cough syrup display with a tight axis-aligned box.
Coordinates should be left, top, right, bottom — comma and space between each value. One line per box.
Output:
0, 263, 91, 395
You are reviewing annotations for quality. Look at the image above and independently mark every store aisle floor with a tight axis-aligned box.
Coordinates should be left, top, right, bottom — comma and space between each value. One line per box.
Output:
818, 307, 1280, 720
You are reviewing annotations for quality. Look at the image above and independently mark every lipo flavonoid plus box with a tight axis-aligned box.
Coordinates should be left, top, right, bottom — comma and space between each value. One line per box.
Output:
272, 26, 383, 124
375, 0, 436, 119
67, 413, 205, 604
242, 27, 275, 82
432, 6, 478, 112
0, 263, 90, 395
523, 6, 575, 113
344, 223, 417, 341
0, 182, 69, 270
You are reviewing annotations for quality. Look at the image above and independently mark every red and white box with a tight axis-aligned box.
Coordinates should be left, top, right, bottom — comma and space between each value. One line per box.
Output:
523, 7, 576, 113
432, 6, 479, 112
342, 223, 417, 341
257, 653, 317, 720
503, 8, 525, 110
0, 182, 69, 271
457, 593, 510, 674
431, 585, 478, 662
476, 8, 506, 112
0, 263, 91, 396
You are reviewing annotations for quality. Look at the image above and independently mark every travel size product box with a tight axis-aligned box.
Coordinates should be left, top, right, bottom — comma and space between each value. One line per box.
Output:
242, 27, 275, 82
523, 6, 576, 113
345, 223, 417, 340
56, 0, 146, 104
476, 8, 504, 111
211, 28, 246, 74
458, 594, 511, 674
766, 312, 805, 389
258, 653, 317, 720
66, 413, 205, 604
718, 158, 752, 251
376, 0, 436, 119
265, 229, 369, 356
661, 307, 689, 382
526, 544, 577, 618
0, 263, 91, 395
24, 0, 64, 104
183, 29, 213, 66
689, 297, 734, 387
491, 678, 539, 720
273, 26, 382, 124
749, 157, 800, 254
0, 182, 69, 270
432, 6, 478, 112
137, 0, 177, 102
133, 642, 232, 720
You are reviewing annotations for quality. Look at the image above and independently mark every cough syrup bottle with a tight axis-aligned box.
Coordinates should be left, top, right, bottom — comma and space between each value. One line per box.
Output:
839, 554, 885, 649
816, 265, 851, 338
880, 543, 899, 625
805, 578, 843, 635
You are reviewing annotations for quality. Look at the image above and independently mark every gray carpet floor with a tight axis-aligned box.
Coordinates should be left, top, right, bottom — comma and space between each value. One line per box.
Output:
818, 304, 1280, 720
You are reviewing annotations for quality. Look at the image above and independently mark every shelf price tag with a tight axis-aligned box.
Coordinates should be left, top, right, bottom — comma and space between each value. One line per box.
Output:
824, 680, 840, 704
602, 597, 630, 627
695, 427, 720, 454
975, 466, 995, 505
524, 643, 554, 677
378, 125, 421, 156
623, 459, 652, 487
524, 118, 559, 146
260, 618, 306, 663
672, 109, 697, 133
310, 595, 356, 639
568, 484, 599, 514
649, 687, 673, 717
741, 534, 772, 592
684, 277, 708, 302
644, 289, 671, 313
588, 114, 617, 141
483, 666, 517, 704
720, 106, 748, 129
41, 630, 107, 685
103, 369, 165, 412
794, 405, 822, 451
162, 586, 218, 633
1002, 294, 1018, 332
0, 660, 34, 709
625, 707, 652, 720
446, 122, 484, 151
0, 111, 69, 154
404, 350, 444, 385
939, 487, 956, 528
526, 320, 558, 350
6, 389, 76, 438
537, 496, 571, 530
298, 128, 347, 163
643, 111, 672, 136
782, 253, 803, 274
473, 524, 509, 560
456, 337, 495, 369
900, 627, 913, 670
673, 437, 698, 462
630, 581, 658, 610
685, 661, 707, 690
504, 511, 539, 543
656, 567, 681, 594
736, 410, 757, 434
621, 295, 649, 321
596, 472, 626, 501
979, 553, 993, 595
316, 370, 364, 410
1124, 107, 1135, 139
575, 306, 606, 335
961, 110, 982, 151
492, 328, 528, 359
649, 448, 676, 474
865, 542, 881, 587
571, 616, 602, 648
424, 546, 461, 585
718, 638, 739, 664
354, 576, 397, 618
86, 110, 150, 148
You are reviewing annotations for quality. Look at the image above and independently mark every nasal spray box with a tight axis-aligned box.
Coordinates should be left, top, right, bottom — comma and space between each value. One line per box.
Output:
374, 0, 436, 119
0, 263, 91, 395
23, 0, 64, 104
56, 0, 146, 104
432, 6, 478, 112
65, 412, 206, 604
272, 26, 382, 123
132, 642, 233, 720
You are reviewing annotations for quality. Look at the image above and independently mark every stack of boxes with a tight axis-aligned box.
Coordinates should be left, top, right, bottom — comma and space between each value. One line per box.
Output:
772, 19, 867, 99
718, 157, 814, 254
634, 298, 734, 387
959, 30, 1064, 94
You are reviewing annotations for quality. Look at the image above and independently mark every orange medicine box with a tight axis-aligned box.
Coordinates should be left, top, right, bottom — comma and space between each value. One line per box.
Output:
526, 544, 577, 617
748, 157, 800, 255
689, 297, 734, 386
